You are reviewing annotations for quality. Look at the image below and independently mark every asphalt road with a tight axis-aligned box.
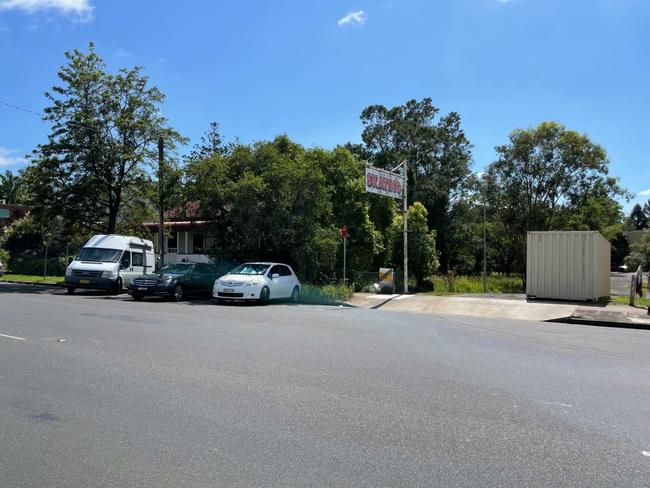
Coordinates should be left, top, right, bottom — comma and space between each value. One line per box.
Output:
1, 283, 649, 487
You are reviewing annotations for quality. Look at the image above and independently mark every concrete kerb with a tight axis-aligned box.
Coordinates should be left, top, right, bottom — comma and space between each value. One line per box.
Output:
0, 279, 65, 288
349, 292, 650, 330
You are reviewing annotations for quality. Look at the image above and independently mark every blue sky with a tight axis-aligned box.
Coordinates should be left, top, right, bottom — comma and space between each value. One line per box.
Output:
0, 0, 648, 210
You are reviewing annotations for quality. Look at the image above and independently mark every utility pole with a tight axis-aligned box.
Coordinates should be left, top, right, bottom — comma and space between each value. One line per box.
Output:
403, 159, 408, 294
483, 188, 487, 293
158, 137, 165, 269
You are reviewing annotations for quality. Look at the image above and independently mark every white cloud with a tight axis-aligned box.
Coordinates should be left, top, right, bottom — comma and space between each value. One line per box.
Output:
0, 147, 26, 168
337, 10, 367, 27
637, 189, 650, 197
115, 48, 134, 59
0, 0, 93, 21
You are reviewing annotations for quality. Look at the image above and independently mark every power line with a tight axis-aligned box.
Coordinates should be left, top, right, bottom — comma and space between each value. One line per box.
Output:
0, 99, 44, 118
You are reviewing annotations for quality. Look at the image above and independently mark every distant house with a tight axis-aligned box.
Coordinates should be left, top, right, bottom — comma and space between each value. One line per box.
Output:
624, 230, 647, 246
143, 201, 213, 264
0, 204, 31, 236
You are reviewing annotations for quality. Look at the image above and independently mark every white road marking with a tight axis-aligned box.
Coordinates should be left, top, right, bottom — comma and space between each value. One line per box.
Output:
642, 450, 650, 457
543, 401, 573, 408
0, 333, 26, 341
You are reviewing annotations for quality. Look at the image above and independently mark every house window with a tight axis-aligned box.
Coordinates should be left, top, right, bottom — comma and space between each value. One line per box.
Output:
167, 232, 177, 253
193, 232, 204, 253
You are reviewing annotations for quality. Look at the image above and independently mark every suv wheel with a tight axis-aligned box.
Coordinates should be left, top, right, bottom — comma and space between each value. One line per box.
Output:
259, 286, 270, 305
172, 284, 184, 302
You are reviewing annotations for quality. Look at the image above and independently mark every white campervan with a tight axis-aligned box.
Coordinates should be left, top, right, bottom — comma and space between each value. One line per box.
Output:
64, 234, 155, 294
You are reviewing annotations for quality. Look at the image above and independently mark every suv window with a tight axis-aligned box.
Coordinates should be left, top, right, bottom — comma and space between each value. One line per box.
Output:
132, 252, 143, 267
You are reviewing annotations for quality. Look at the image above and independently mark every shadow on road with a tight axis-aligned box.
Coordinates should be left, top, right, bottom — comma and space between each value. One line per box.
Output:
525, 297, 608, 308
370, 294, 404, 310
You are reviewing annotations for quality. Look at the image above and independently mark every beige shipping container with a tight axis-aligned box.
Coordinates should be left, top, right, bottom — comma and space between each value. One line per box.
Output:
526, 231, 610, 301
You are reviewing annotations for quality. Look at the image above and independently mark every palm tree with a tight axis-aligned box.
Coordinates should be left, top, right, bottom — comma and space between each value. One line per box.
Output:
0, 170, 23, 204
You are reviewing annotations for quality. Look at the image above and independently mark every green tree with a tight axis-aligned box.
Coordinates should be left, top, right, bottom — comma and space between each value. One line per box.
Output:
624, 230, 650, 269
185, 136, 340, 282
629, 203, 648, 230
391, 202, 439, 289
359, 98, 472, 272
643, 199, 650, 221
486, 121, 626, 281
24, 44, 182, 236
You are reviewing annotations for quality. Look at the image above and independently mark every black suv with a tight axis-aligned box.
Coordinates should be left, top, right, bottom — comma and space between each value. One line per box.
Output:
128, 262, 220, 301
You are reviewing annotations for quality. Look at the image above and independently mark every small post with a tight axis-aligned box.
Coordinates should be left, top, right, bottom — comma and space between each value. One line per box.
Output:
341, 225, 348, 286
43, 239, 49, 279
629, 275, 636, 306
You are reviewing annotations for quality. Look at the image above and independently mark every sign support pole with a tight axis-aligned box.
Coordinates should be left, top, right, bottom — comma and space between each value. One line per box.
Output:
403, 160, 408, 294
158, 137, 165, 269
343, 236, 347, 286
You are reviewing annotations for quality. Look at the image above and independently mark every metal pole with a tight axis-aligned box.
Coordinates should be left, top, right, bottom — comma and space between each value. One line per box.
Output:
158, 137, 165, 269
403, 159, 408, 294
483, 185, 487, 293
343, 236, 347, 286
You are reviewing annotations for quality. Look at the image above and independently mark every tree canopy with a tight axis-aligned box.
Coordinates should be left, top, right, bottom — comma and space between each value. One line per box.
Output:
24, 43, 181, 236
485, 121, 626, 279
359, 98, 472, 272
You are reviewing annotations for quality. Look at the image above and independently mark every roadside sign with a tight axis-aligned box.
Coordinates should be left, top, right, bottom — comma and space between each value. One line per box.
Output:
365, 166, 403, 199
341, 226, 347, 239
379, 267, 394, 290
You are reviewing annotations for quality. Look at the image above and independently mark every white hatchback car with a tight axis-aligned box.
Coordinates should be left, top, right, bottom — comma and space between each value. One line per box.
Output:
213, 262, 301, 304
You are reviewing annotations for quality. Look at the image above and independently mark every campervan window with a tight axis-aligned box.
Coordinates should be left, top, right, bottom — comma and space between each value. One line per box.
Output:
78, 248, 122, 263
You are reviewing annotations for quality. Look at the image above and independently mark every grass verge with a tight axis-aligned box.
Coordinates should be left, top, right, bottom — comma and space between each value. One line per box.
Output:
611, 284, 649, 308
425, 274, 524, 295
299, 284, 354, 305
0, 274, 64, 285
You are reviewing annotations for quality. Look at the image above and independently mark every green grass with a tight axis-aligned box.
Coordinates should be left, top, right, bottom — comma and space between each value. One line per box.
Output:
611, 284, 649, 308
299, 284, 354, 305
425, 274, 524, 295
0, 274, 64, 285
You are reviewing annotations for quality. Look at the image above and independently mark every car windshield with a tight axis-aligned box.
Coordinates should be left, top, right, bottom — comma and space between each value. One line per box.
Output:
160, 264, 193, 274
78, 247, 122, 263
230, 263, 270, 275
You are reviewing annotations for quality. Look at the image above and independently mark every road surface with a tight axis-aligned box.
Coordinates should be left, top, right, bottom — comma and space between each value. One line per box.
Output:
1, 283, 649, 487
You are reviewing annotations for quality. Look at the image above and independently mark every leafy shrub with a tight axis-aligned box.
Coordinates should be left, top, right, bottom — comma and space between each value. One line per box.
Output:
429, 274, 523, 294
299, 284, 353, 305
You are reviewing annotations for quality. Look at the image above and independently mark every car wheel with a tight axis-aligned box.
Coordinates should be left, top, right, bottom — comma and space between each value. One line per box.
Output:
259, 286, 270, 305
291, 286, 300, 303
215, 297, 224, 305
132, 294, 144, 302
172, 284, 184, 302
112, 278, 122, 295
67, 287, 75, 295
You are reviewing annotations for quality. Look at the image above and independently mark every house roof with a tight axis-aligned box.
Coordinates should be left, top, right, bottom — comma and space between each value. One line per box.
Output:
143, 220, 211, 232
